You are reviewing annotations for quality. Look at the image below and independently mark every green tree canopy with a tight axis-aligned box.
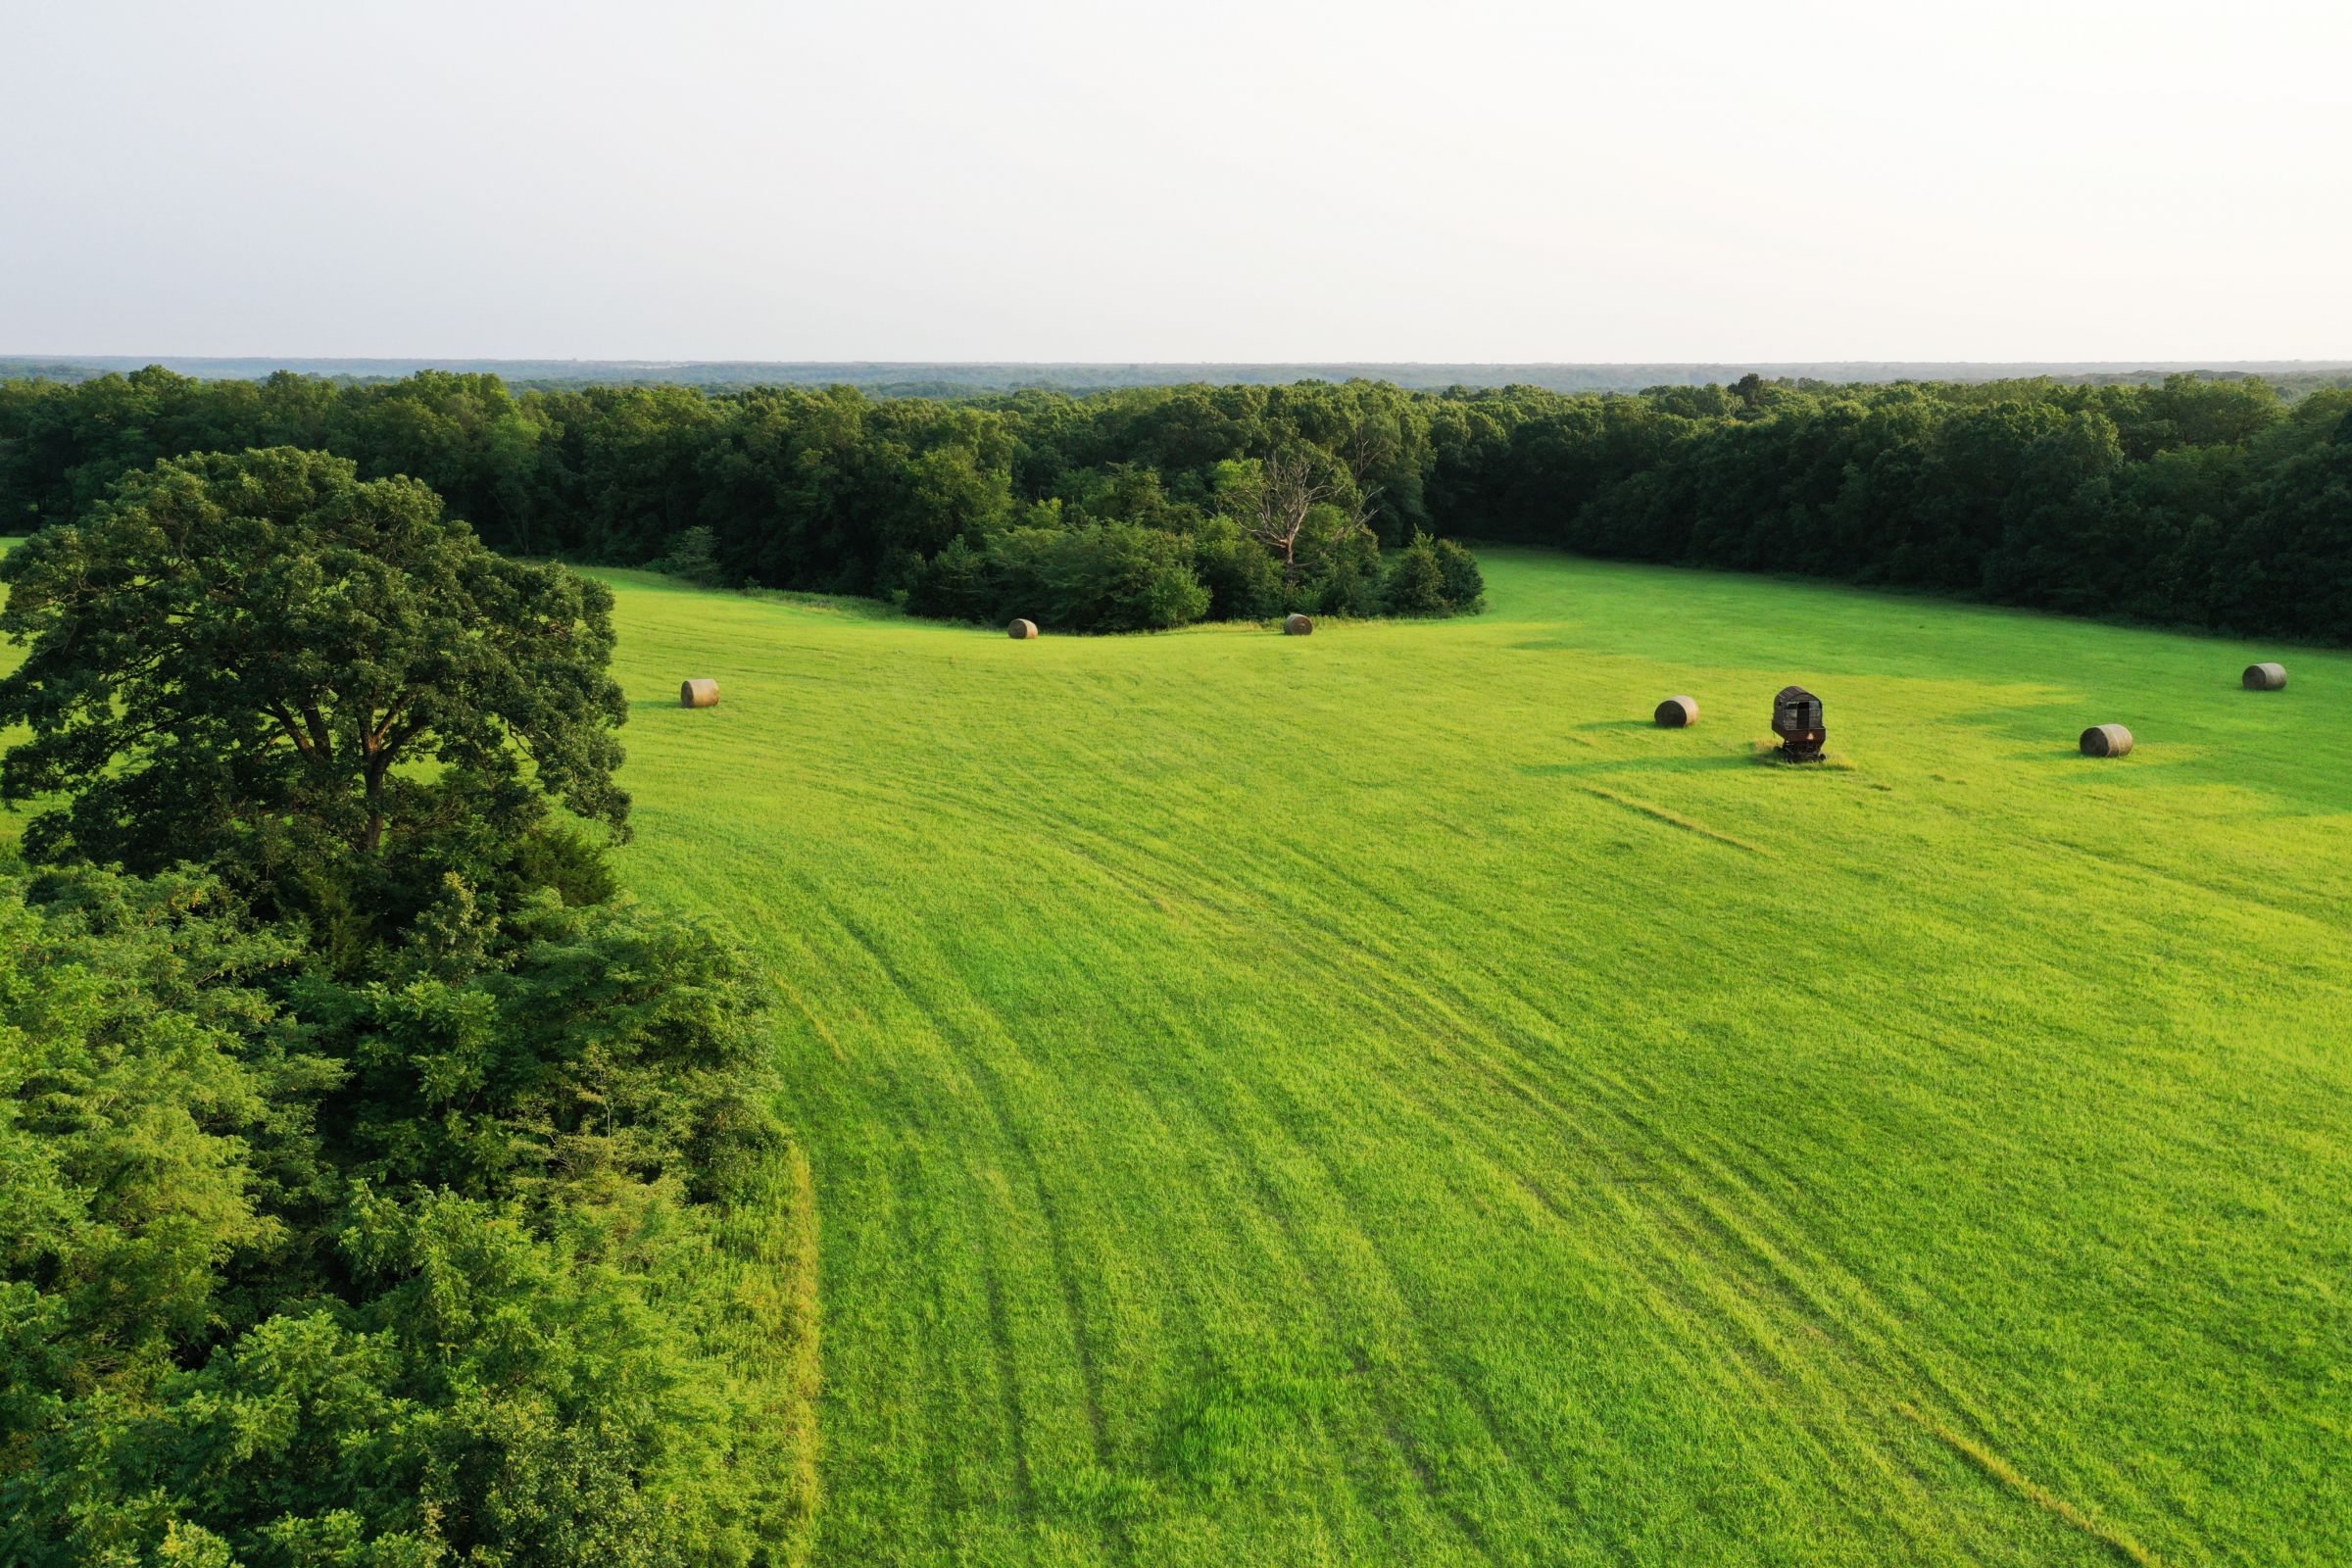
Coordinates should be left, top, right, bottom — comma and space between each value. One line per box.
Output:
0, 871, 798, 1567
0, 448, 629, 921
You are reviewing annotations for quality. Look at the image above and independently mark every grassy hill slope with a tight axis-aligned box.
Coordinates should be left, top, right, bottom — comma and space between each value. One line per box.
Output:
598, 551, 2351, 1568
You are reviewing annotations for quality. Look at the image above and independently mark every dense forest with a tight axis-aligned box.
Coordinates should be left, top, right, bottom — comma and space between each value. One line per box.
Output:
3, 366, 2350, 640
0, 452, 811, 1563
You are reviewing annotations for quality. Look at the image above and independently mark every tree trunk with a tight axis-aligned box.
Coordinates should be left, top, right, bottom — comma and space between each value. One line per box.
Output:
362, 755, 389, 854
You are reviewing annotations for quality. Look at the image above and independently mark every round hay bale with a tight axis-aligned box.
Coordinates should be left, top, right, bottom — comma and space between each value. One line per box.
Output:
679, 678, 720, 709
2243, 662, 2287, 691
1654, 695, 1698, 728
1007, 618, 1039, 640
2080, 722, 2133, 758
1284, 612, 1313, 636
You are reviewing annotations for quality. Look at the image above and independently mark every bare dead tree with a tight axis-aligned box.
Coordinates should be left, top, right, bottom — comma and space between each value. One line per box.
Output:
1229, 447, 1338, 572
1227, 425, 1394, 574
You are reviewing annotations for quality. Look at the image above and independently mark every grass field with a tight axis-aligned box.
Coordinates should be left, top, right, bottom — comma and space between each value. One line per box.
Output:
6, 543, 2346, 1565
592, 550, 2349, 1568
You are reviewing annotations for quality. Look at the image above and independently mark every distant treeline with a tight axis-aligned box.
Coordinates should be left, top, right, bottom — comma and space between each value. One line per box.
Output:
11, 356, 2352, 396
4, 366, 2350, 640
0, 368, 1493, 631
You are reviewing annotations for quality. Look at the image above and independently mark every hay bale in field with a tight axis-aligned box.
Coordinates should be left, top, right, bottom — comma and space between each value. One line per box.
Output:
1654, 695, 1698, 728
2080, 722, 2133, 758
679, 678, 720, 709
2243, 662, 2287, 691
1284, 612, 1313, 636
1007, 618, 1039, 639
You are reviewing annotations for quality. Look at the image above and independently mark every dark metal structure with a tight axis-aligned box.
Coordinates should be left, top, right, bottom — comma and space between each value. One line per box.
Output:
1771, 685, 1825, 760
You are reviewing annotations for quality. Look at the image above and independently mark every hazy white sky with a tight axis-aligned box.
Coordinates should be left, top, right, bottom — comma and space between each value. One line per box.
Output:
4, 0, 2347, 362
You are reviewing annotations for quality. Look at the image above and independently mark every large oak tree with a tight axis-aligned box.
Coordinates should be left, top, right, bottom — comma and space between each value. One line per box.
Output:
0, 447, 628, 905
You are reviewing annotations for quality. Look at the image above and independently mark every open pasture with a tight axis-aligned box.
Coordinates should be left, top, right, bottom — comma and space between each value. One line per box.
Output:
602, 549, 2351, 1568
9, 544, 2345, 1565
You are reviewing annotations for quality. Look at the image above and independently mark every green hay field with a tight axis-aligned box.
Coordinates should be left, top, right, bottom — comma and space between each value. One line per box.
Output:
5, 544, 2345, 1565
597, 550, 2349, 1567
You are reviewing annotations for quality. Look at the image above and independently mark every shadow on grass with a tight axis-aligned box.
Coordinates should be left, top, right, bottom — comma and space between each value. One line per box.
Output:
628, 696, 738, 713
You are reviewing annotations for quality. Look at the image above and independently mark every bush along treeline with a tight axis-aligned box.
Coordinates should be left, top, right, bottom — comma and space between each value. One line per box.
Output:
3, 365, 2350, 639
0, 449, 814, 1566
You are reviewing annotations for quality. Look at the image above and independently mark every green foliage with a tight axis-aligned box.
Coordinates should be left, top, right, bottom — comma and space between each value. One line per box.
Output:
0, 516, 806, 1565
507, 820, 621, 910
0, 869, 803, 1568
0, 872, 306, 1420
304, 884, 784, 1202
0, 371, 1492, 636
0, 449, 630, 935
902, 533, 994, 621
1540, 377, 2352, 640
910, 520, 1210, 632
1184, 515, 1288, 620
1432, 537, 1485, 610
651, 524, 727, 587
1380, 536, 1451, 614
1303, 527, 1386, 617
24, 1187, 779, 1568
11, 366, 2352, 643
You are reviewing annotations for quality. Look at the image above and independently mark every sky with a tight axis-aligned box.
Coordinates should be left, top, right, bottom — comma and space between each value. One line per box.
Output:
4, 0, 2348, 363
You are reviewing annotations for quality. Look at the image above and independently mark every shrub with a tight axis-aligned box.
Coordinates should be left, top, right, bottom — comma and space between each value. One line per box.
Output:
1310, 532, 1387, 618
1383, 537, 1452, 614
911, 521, 1210, 633
1434, 538, 1486, 611
1053, 521, 1211, 632
507, 820, 621, 908
1189, 517, 1286, 621
650, 524, 726, 587
904, 534, 993, 620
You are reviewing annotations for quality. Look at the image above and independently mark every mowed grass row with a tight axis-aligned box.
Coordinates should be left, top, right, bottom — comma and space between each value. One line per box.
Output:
604, 551, 2352, 1568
